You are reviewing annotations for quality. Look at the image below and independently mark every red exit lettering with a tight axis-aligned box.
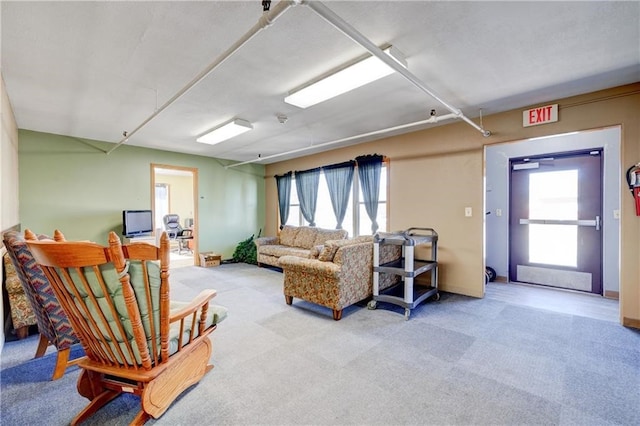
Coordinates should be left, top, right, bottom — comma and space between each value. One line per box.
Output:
529, 106, 552, 124
523, 104, 558, 127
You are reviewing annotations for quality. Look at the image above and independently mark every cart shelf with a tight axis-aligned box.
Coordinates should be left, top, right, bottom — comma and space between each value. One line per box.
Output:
375, 259, 437, 278
368, 227, 439, 320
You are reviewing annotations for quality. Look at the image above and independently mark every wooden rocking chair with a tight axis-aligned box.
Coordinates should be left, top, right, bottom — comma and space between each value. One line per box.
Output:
26, 230, 227, 425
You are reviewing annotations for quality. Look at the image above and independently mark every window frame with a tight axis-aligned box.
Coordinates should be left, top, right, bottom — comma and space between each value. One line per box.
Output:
284, 162, 388, 236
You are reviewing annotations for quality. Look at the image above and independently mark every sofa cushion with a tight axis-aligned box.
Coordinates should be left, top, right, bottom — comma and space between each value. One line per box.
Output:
318, 244, 339, 262
293, 226, 318, 249
313, 228, 349, 246
259, 244, 311, 259
279, 225, 300, 247
310, 245, 324, 259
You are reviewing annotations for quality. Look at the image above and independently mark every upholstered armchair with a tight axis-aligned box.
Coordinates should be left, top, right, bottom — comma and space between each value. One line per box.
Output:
3, 230, 81, 380
279, 236, 401, 320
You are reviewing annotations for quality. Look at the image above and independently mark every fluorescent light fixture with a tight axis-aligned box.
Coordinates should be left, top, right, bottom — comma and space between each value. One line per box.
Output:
284, 46, 407, 109
196, 118, 253, 145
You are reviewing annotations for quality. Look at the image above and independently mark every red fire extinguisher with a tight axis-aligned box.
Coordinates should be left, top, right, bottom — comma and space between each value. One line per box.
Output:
626, 163, 640, 216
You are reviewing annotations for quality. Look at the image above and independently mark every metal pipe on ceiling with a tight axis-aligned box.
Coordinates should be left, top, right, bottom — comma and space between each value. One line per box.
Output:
303, 0, 491, 138
224, 113, 458, 168
106, 0, 296, 155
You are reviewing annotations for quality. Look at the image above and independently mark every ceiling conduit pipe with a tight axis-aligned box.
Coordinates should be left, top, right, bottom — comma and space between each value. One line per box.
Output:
106, 0, 296, 155
225, 113, 458, 168
303, 0, 491, 138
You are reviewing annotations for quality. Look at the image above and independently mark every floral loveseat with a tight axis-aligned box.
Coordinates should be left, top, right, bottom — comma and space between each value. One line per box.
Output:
278, 236, 401, 320
254, 225, 348, 268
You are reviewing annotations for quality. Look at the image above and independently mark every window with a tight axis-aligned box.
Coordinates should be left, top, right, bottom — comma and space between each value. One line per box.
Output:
155, 183, 170, 230
286, 164, 387, 237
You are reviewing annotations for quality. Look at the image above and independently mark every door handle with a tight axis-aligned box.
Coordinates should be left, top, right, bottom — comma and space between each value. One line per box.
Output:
519, 217, 601, 231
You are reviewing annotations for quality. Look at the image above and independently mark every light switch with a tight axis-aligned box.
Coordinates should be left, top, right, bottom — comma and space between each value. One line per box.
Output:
496, 208, 502, 217
465, 207, 472, 217
613, 209, 620, 219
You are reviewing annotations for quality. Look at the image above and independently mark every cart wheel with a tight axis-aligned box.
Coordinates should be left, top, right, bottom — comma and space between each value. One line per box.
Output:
433, 292, 440, 301
367, 300, 377, 310
486, 266, 497, 282
404, 309, 411, 320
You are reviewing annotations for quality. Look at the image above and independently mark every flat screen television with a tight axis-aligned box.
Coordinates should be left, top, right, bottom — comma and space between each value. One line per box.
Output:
122, 210, 153, 237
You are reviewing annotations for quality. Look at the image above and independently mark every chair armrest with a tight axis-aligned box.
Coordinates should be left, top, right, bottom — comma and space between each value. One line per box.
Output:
254, 236, 278, 247
279, 255, 340, 277
169, 289, 217, 323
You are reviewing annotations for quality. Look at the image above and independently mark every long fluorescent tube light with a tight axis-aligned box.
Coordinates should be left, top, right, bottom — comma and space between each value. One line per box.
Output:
196, 118, 253, 145
284, 45, 407, 109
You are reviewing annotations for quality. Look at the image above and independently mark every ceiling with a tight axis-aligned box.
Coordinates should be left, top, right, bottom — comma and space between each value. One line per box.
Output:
2, 1, 639, 165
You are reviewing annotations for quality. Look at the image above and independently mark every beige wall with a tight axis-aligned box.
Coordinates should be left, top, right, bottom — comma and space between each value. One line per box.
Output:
1, 74, 19, 230
265, 83, 640, 327
1, 73, 20, 352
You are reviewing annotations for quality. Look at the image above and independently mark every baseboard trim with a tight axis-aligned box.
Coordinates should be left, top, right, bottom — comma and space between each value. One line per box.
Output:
495, 275, 508, 283
604, 290, 619, 300
622, 317, 640, 329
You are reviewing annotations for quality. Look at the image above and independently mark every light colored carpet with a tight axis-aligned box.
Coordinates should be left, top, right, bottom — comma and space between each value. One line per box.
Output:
1, 263, 639, 425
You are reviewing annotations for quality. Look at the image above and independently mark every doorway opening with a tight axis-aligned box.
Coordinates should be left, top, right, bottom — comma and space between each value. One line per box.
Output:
484, 127, 621, 318
509, 150, 602, 294
151, 164, 198, 268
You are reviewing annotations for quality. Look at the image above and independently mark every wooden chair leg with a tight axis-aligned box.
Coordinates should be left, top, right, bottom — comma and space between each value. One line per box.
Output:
130, 410, 151, 426
285, 295, 293, 305
51, 347, 71, 380
34, 334, 50, 358
15, 326, 29, 340
71, 389, 121, 426
332, 309, 343, 321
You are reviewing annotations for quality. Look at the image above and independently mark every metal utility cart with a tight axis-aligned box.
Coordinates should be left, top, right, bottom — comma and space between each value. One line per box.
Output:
368, 227, 439, 320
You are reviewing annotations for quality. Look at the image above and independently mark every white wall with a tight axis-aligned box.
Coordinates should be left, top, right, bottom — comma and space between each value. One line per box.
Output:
485, 126, 621, 294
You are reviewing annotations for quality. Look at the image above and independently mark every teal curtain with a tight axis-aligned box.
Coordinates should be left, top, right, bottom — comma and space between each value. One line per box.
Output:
323, 161, 355, 229
275, 172, 292, 229
356, 154, 384, 233
295, 168, 321, 226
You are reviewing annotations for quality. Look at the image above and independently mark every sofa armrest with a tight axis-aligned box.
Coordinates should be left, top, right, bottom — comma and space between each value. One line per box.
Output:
279, 255, 340, 278
254, 236, 278, 247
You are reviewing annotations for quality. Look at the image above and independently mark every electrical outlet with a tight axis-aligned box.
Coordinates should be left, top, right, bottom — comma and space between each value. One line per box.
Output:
465, 207, 472, 217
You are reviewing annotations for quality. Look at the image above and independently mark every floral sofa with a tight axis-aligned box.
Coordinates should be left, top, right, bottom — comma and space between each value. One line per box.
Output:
254, 225, 348, 268
278, 236, 402, 320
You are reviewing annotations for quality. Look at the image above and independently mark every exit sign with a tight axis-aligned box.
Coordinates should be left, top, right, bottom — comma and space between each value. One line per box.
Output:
523, 104, 558, 127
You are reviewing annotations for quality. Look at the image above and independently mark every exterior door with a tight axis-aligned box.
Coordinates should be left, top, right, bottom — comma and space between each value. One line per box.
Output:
509, 150, 603, 294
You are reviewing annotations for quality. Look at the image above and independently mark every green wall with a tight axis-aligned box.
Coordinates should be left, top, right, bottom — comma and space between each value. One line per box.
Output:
18, 130, 265, 258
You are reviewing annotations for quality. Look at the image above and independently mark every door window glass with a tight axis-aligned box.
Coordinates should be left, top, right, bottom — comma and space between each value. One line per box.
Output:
528, 170, 577, 267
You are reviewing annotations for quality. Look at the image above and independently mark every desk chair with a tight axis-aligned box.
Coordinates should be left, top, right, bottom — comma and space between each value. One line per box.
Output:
162, 214, 193, 254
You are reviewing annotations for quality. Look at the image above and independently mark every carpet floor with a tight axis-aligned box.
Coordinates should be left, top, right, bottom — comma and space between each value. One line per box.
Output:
1, 263, 638, 425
